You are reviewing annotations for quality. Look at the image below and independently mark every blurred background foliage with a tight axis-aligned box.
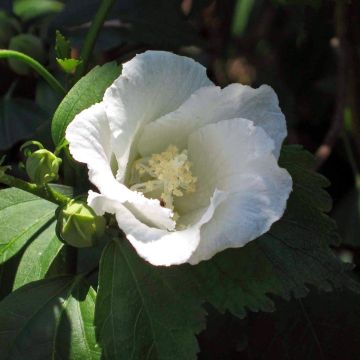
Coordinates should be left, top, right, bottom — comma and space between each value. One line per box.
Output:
0, 0, 360, 358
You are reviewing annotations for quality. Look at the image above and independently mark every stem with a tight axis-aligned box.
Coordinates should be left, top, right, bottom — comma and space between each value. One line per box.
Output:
0, 50, 66, 96
0, 173, 70, 206
75, 0, 116, 80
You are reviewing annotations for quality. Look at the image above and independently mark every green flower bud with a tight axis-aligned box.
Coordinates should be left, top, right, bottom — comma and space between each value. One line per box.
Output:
57, 200, 106, 248
25, 148, 62, 185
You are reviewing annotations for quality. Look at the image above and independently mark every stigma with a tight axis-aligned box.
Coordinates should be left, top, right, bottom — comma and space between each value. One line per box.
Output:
130, 145, 197, 212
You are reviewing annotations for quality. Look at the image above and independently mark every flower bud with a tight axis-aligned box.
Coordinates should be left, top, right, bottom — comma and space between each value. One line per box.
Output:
25, 149, 62, 185
57, 200, 106, 248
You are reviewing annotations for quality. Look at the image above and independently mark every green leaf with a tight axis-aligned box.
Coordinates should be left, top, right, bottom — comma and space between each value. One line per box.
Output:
0, 188, 56, 264
194, 146, 359, 318
13, 221, 63, 289
55, 30, 71, 59
95, 239, 205, 360
0, 98, 47, 150
57, 58, 82, 73
51, 61, 121, 146
13, 0, 64, 22
0, 276, 100, 360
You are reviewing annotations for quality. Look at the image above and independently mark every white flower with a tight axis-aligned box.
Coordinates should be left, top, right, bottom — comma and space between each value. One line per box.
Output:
66, 51, 292, 266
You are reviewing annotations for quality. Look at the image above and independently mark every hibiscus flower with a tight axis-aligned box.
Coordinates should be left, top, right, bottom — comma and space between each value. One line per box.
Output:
66, 51, 292, 266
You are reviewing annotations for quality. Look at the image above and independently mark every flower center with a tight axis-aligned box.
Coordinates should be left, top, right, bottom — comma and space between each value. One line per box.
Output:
130, 145, 197, 212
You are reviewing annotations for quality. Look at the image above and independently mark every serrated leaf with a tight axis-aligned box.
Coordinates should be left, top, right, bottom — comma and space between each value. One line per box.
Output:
55, 30, 71, 59
0, 276, 101, 360
13, 221, 63, 289
51, 62, 121, 146
95, 238, 205, 360
0, 188, 56, 264
194, 146, 359, 318
57, 57, 82, 73
13, 0, 64, 22
0, 98, 47, 150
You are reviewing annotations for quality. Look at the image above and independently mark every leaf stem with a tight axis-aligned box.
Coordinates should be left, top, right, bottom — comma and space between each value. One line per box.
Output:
75, 0, 116, 80
0, 50, 66, 96
0, 172, 70, 206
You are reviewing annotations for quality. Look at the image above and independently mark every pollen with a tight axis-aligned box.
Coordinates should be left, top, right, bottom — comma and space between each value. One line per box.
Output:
130, 145, 197, 211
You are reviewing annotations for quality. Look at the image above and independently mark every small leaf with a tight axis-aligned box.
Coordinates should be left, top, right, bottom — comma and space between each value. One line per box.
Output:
13, 0, 64, 22
56, 57, 82, 73
55, 30, 71, 59
13, 221, 64, 289
0, 276, 101, 359
95, 238, 205, 360
0, 188, 56, 264
51, 62, 121, 146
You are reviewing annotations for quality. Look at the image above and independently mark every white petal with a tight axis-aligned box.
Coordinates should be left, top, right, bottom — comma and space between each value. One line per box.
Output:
103, 50, 213, 181
181, 119, 292, 264
66, 104, 174, 230
139, 84, 286, 159
88, 190, 227, 266
66, 103, 115, 192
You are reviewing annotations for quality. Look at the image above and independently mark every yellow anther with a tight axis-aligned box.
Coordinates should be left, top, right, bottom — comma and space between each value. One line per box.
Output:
130, 145, 197, 213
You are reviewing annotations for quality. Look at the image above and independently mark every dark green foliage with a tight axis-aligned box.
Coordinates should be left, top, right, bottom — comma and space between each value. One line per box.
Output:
0, 98, 47, 150
96, 239, 205, 360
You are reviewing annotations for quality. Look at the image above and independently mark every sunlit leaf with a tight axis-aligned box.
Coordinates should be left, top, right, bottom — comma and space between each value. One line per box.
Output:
13, 221, 63, 289
57, 58, 82, 73
0, 188, 56, 264
51, 62, 121, 146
